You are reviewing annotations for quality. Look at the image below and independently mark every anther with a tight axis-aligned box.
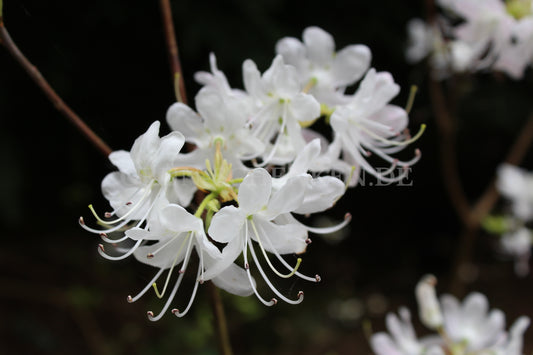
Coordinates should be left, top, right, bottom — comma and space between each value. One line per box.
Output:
127, 295, 133, 303
344, 212, 352, 221
315, 274, 322, 282
98, 244, 105, 252
415, 148, 421, 156
297, 291, 304, 299
245, 263, 250, 269
79, 217, 85, 225
199, 279, 204, 284
147, 253, 154, 259
179, 269, 185, 274
147, 311, 154, 319
100, 233, 107, 238
104, 212, 112, 218
126, 202, 132, 206
305, 238, 312, 245
171, 308, 179, 315
271, 298, 278, 305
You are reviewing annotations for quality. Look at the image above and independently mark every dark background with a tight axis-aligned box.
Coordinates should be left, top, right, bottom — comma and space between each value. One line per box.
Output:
1, 0, 532, 353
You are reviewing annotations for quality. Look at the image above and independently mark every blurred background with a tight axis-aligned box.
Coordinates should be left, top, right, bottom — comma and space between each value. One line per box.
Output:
1, 0, 532, 353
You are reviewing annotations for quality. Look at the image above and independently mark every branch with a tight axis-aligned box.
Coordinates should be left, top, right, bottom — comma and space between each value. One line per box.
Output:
159, 0, 188, 105
0, 20, 112, 157
207, 282, 233, 355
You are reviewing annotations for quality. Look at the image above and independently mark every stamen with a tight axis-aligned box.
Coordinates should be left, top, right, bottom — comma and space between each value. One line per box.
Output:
248, 238, 304, 305
152, 233, 193, 299
97, 239, 142, 261
100, 232, 129, 244
127, 268, 165, 303
405, 85, 418, 114
306, 238, 312, 244
300, 213, 352, 235
147, 271, 186, 322
256, 222, 321, 283
359, 123, 426, 147
250, 220, 303, 278
172, 264, 202, 318
242, 227, 277, 307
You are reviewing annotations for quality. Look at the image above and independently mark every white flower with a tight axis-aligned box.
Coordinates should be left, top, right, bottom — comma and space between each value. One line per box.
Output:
80, 121, 195, 260
167, 88, 263, 178
440, 292, 507, 351
329, 69, 422, 186
501, 227, 532, 276
497, 163, 533, 220
415, 274, 443, 330
371, 307, 445, 355
488, 316, 530, 355
276, 26, 371, 106
124, 204, 252, 321
243, 55, 321, 165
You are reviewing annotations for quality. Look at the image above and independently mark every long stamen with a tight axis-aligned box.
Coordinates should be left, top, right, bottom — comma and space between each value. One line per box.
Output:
147, 271, 186, 322
98, 239, 142, 261
99, 232, 129, 244
359, 123, 426, 147
87, 180, 155, 226
248, 238, 304, 305
127, 268, 165, 303
255, 107, 288, 168
256, 222, 321, 283
172, 263, 202, 318
250, 220, 302, 278
243, 223, 277, 306
405, 85, 418, 114
299, 213, 352, 234
152, 233, 193, 299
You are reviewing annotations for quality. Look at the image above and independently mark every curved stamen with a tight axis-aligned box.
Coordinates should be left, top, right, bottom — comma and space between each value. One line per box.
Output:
369, 146, 421, 167
359, 123, 426, 147
87, 180, 155, 225
243, 223, 277, 306
153, 233, 193, 299
172, 263, 202, 318
256, 222, 321, 283
147, 271, 186, 322
298, 213, 352, 235
127, 268, 165, 303
100, 232, 129, 244
248, 238, 304, 305
250, 220, 302, 278
98, 239, 142, 261
255, 107, 288, 168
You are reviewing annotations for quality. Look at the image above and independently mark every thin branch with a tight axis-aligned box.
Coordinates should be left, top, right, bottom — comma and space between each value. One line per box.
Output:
0, 21, 112, 157
207, 282, 233, 355
159, 0, 188, 105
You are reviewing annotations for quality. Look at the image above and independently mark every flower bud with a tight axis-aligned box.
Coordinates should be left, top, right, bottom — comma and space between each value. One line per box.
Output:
415, 274, 443, 330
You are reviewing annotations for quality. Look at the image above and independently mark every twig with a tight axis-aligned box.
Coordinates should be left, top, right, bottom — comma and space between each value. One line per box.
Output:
207, 282, 233, 355
0, 18, 112, 157
159, 0, 188, 104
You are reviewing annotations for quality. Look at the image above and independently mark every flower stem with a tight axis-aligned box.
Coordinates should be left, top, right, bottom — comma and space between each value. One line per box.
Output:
207, 281, 233, 355
0, 19, 112, 157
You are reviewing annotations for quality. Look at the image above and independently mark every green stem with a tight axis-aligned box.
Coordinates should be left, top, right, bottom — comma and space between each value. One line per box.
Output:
194, 192, 217, 218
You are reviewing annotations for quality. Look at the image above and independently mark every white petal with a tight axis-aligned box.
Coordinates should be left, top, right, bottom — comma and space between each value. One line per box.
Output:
212, 263, 255, 297
370, 333, 403, 355
125, 227, 151, 241
160, 204, 203, 234
275, 37, 306, 68
238, 168, 272, 214
166, 177, 196, 207
332, 44, 371, 86
289, 93, 320, 123
133, 236, 187, 269
208, 206, 245, 243
201, 235, 244, 280
253, 219, 308, 255
294, 176, 345, 214
166, 103, 204, 144
108, 150, 136, 175
263, 175, 308, 219
370, 105, 408, 134
243, 59, 264, 99
130, 121, 161, 174
303, 26, 335, 66
153, 131, 185, 181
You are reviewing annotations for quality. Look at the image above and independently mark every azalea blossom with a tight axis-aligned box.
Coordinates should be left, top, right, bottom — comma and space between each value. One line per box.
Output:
370, 275, 530, 355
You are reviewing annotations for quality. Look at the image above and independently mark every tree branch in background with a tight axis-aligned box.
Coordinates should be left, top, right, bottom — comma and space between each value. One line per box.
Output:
159, 0, 188, 105
0, 13, 112, 157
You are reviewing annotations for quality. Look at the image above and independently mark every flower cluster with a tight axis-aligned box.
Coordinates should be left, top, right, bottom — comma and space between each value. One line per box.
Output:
370, 275, 530, 355
80, 26, 422, 320
406, 0, 533, 79
482, 164, 533, 276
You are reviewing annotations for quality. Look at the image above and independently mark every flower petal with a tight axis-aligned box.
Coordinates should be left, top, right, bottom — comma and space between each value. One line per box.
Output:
303, 27, 335, 66
253, 219, 308, 255
293, 176, 345, 214
238, 168, 272, 214
166, 103, 205, 144
160, 204, 203, 234
108, 150, 136, 175
208, 206, 245, 243
212, 263, 255, 297
332, 44, 371, 86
